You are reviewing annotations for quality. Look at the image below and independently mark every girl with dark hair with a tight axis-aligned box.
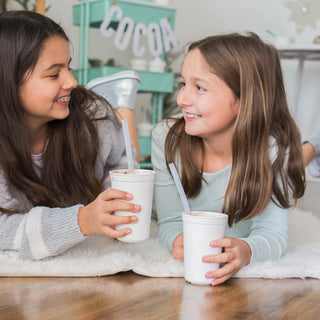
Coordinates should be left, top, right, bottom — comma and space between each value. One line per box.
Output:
0, 11, 140, 260
152, 32, 306, 285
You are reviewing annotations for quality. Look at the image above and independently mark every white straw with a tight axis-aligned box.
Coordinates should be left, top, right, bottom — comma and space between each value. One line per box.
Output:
169, 162, 191, 213
121, 119, 134, 170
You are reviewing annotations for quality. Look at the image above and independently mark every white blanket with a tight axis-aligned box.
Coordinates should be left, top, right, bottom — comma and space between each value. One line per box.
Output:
0, 208, 319, 279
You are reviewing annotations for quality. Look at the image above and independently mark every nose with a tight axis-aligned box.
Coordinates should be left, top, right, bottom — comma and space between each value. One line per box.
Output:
63, 71, 78, 90
177, 85, 192, 109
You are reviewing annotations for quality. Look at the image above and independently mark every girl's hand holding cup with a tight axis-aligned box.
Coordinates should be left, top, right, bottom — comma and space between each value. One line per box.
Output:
78, 188, 141, 238
202, 237, 252, 286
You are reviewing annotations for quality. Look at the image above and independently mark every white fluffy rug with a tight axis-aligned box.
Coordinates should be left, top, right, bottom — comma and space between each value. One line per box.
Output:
0, 208, 319, 279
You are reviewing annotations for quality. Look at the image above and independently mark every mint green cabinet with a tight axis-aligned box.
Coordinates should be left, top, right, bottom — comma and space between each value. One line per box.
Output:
72, 0, 176, 167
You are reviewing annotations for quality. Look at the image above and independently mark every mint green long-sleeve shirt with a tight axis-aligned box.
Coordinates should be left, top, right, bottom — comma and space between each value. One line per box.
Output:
151, 119, 289, 264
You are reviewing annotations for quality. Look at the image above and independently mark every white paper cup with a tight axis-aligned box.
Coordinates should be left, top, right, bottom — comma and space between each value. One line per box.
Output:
182, 211, 228, 285
130, 58, 148, 71
148, 56, 166, 73
110, 169, 156, 243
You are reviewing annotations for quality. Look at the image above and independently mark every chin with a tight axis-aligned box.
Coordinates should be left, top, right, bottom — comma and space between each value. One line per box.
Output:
185, 128, 201, 137
184, 125, 200, 137
55, 109, 70, 120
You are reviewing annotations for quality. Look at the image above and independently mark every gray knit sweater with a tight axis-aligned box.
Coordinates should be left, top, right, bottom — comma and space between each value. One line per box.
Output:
0, 105, 137, 260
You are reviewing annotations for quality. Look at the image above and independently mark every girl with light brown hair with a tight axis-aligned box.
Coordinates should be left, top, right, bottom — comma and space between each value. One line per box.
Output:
152, 32, 306, 285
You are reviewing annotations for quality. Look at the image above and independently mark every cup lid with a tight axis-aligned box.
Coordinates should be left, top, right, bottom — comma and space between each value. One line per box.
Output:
182, 211, 228, 224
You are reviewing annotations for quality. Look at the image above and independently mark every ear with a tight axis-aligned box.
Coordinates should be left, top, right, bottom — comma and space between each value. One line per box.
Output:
231, 98, 240, 116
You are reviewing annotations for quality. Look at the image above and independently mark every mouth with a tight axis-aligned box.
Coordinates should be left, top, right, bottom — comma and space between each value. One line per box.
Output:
54, 96, 71, 103
183, 112, 202, 120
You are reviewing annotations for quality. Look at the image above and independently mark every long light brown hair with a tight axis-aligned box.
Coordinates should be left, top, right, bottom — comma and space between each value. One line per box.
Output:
165, 32, 305, 226
0, 11, 120, 213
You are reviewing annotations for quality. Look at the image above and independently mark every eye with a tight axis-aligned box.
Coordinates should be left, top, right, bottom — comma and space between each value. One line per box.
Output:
49, 73, 59, 79
197, 85, 205, 91
178, 81, 186, 88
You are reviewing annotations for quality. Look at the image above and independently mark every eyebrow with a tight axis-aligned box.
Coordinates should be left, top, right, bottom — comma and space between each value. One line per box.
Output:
181, 75, 209, 84
193, 77, 208, 83
44, 58, 72, 72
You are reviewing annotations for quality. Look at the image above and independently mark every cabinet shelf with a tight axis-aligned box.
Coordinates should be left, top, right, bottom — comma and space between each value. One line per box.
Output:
73, 0, 176, 29
73, 0, 176, 85
72, 66, 174, 94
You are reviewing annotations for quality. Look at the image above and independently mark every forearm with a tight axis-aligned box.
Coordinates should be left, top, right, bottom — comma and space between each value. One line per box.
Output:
116, 108, 140, 163
302, 142, 315, 167
158, 218, 183, 252
0, 205, 86, 260
152, 120, 184, 251
154, 181, 184, 251
241, 231, 287, 264
240, 205, 289, 264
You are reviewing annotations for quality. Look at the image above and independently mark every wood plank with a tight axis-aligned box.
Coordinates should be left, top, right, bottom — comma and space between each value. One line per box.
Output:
0, 273, 319, 319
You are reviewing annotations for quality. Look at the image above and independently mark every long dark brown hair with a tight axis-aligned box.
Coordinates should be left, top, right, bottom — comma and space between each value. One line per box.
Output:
165, 32, 305, 226
0, 11, 119, 212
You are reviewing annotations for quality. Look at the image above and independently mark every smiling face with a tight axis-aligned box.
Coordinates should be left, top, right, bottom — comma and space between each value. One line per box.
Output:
177, 48, 240, 144
19, 35, 77, 130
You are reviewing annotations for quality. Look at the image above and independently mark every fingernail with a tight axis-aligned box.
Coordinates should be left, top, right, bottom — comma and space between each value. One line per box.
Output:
134, 205, 141, 210
210, 241, 217, 246
126, 193, 132, 199
205, 272, 212, 278
202, 257, 210, 262
211, 279, 219, 286
125, 229, 132, 234
131, 216, 138, 222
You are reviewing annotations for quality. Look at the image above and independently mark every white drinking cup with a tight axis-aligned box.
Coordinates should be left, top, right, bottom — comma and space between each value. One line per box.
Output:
182, 211, 228, 285
110, 169, 156, 243
130, 58, 148, 71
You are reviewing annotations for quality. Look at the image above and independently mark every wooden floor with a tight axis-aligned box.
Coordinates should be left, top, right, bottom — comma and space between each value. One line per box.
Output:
0, 272, 319, 320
